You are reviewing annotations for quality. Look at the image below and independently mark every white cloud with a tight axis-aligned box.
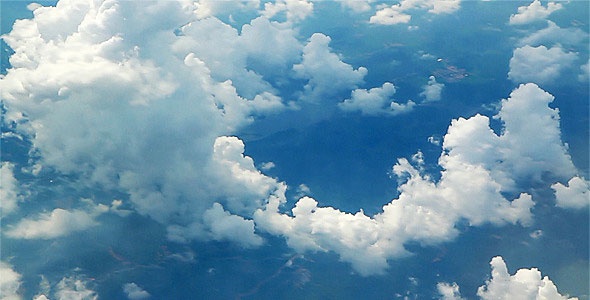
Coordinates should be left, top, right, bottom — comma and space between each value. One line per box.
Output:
420, 76, 444, 102
437, 282, 464, 300
339, 0, 372, 12
552, 176, 589, 209
370, 0, 461, 25
509, 0, 563, 25
54, 277, 98, 300
260, 0, 313, 22
579, 59, 589, 82
293, 33, 367, 102
260, 162, 276, 171
1, 162, 22, 217
508, 45, 577, 84
255, 83, 579, 275
518, 21, 588, 47
202, 202, 264, 248
339, 82, 416, 116
0, 261, 22, 300
5, 205, 103, 239
476, 256, 578, 300
123, 283, 150, 300
0, 1, 290, 245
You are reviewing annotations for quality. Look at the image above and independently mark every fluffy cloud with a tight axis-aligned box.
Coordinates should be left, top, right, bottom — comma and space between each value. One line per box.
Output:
518, 21, 588, 47
256, 83, 576, 275
1, 162, 22, 217
476, 256, 577, 300
370, 0, 461, 25
5, 200, 108, 239
509, 0, 563, 25
260, 0, 313, 22
123, 283, 150, 300
293, 33, 367, 102
437, 282, 464, 300
420, 75, 444, 102
552, 176, 589, 209
0, 0, 290, 244
0, 262, 22, 300
339, 82, 416, 116
54, 277, 98, 300
508, 45, 577, 84
202, 202, 264, 248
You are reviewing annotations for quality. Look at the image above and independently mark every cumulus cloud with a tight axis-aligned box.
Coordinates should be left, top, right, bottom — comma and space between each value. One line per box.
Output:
260, 0, 313, 22
552, 176, 589, 209
420, 76, 444, 102
54, 277, 98, 300
518, 21, 588, 47
508, 45, 577, 84
339, 82, 416, 116
1, 162, 22, 217
255, 83, 576, 275
476, 256, 577, 299
5, 200, 108, 239
509, 0, 563, 25
123, 283, 150, 300
293, 33, 367, 102
370, 0, 461, 25
0, 261, 22, 300
202, 202, 264, 248
0, 0, 289, 244
437, 282, 464, 300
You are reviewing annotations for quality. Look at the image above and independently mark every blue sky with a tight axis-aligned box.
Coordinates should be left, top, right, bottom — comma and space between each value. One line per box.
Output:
0, 0, 588, 299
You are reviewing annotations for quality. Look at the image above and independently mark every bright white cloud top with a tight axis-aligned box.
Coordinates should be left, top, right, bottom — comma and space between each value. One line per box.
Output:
509, 0, 563, 25
439, 256, 578, 300
0, 0, 587, 298
508, 45, 577, 84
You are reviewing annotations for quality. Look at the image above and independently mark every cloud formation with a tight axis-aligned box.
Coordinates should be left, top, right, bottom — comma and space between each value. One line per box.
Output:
477, 256, 577, 300
0, 262, 22, 300
370, 0, 461, 25
123, 283, 150, 300
293, 33, 367, 102
508, 45, 577, 84
0, 163, 21, 217
518, 21, 588, 47
509, 0, 562, 25
437, 282, 464, 300
552, 176, 590, 209
420, 75, 444, 102
339, 82, 416, 116
255, 83, 577, 275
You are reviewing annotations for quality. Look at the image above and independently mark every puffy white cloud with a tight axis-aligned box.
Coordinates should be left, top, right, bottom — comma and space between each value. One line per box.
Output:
552, 176, 589, 209
518, 21, 588, 47
5, 200, 108, 239
420, 75, 444, 102
370, 0, 461, 25
202, 202, 264, 248
256, 83, 578, 275
509, 0, 563, 25
260, 0, 313, 22
123, 283, 150, 300
339, 82, 416, 116
193, 0, 260, 19
1, 162, 22, 217
54, 277, 98, 300
508, 45, 577, 84
476, 256, 577, 300
437, 282, 464, 300
0, 0, 289, 244
0, 262, 22, 300
293, 33, 367, 102
579, 59, 589, 82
